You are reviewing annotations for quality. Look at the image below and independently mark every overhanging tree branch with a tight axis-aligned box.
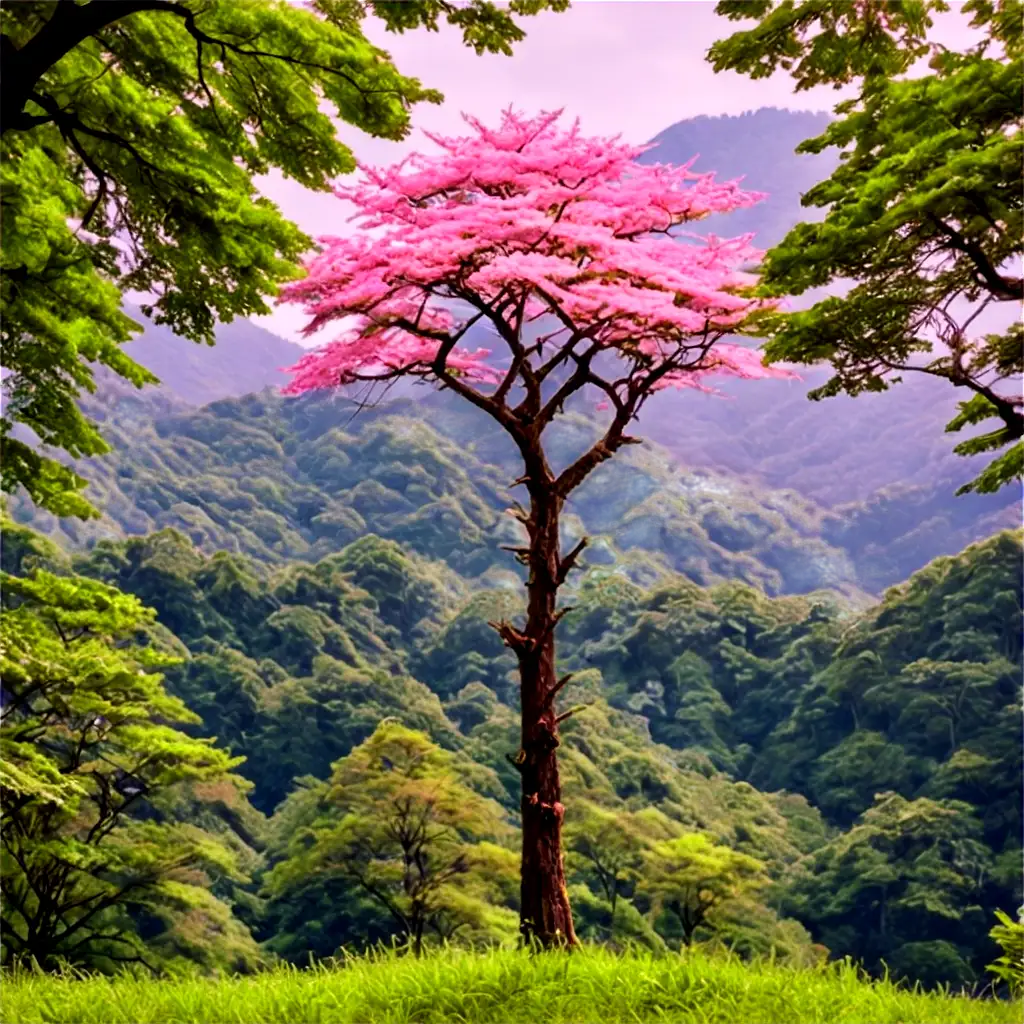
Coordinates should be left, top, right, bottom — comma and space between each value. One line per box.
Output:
2, 0, 404, 137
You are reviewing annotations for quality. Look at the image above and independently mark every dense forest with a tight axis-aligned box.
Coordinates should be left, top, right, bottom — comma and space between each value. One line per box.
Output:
10, 361, 1020, 599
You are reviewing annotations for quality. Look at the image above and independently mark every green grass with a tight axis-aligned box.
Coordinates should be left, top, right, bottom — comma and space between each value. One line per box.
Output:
2, 946, 1018, 1024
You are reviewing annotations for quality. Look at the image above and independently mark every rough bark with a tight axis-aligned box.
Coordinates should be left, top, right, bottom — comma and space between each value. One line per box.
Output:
512, 472, 577, 949
489, 400, 643, 948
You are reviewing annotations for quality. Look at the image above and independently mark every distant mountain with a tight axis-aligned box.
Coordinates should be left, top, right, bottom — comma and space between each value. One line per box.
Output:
633, 107, 1019, 545
51, 108, 1015, 589
640, 108, 837, 246
117, 303, 305, 407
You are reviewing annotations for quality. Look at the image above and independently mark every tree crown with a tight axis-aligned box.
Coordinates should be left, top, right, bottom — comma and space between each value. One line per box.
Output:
281, 108, 794, 472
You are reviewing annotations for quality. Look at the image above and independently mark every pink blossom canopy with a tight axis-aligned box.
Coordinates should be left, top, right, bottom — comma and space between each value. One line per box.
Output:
279, 109, 792, 400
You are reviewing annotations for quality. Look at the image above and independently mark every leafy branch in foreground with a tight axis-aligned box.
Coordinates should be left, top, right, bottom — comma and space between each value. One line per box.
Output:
987, 908, 1024, 997
709, 0, 1023, 495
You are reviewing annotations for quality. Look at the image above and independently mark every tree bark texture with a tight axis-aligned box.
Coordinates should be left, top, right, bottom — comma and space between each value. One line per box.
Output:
515, 481, 576, 948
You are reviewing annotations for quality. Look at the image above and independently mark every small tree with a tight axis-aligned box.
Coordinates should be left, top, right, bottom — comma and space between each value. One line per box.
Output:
564, 801, 646, 936
0, 557, 248, 971
987, 908, 1024, 998
262, 722, 515, 956
280, 109, 791, 946
639, 833, 768, 947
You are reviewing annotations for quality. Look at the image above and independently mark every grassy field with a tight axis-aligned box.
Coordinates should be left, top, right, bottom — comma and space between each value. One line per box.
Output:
2, 946, 1018, 1024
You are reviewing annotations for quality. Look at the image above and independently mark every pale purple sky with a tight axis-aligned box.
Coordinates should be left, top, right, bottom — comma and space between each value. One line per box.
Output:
254, 0, 976, 342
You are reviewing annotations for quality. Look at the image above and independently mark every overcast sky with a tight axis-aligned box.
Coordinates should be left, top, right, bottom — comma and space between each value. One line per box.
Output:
254, 0, 975, 342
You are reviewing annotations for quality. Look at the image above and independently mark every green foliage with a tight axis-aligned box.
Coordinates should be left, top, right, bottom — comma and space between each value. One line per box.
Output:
262, 723, 516, 956
987, 908, 1024, 997
0, 0, 560, 517
785, 793, 995, 988
13, 360, 1019, 594
564, 802, 648, 932
710, 1, 940, 88
10, 387, 882, 598
0, 544, 259, 972
758, 532, 1022, 825
710, 0, 1023, 495
558, 530, 1020, 981
639, 833, 769, 947
3, 512, 1017, 984
324, 535, 467, 645
6, 945, 1020, 1024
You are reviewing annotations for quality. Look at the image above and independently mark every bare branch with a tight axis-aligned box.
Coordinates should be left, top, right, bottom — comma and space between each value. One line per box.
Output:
487, 618, 535, 653
499, 545, 532, 566
555, 703, 592, 725
556, 536, 588, 586
543, 673, 576, 710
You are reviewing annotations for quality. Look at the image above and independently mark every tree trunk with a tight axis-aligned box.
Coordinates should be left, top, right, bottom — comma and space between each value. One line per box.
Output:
516, 484, 577, 949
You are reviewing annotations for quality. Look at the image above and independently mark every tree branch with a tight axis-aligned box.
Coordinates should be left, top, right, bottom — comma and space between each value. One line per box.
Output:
929, 215, 1023, 302
555, 703, 591, 725
543, 672, 576, 710
556, 537, 588, 586
2, 1, 169, 132
487, 618, 535, 654
2, 0, 405, 138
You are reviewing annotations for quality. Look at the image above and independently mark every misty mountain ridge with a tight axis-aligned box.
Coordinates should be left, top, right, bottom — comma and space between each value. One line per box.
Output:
83, 108, 1011, 552
115, 302, 305, 408
641, 107, 837, 246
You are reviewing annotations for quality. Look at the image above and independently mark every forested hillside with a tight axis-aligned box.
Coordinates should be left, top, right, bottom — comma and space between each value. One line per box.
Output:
12, 380, 1019, 597
4, 509, 1020, 985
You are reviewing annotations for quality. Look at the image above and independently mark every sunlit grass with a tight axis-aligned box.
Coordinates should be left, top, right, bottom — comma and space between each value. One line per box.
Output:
2, 945, 1019, 1024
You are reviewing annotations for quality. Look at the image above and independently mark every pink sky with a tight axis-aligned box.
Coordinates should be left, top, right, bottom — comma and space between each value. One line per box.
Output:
254, 0, 977, 343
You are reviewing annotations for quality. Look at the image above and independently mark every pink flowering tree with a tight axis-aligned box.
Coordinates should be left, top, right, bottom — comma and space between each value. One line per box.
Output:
280, 109, 791, 949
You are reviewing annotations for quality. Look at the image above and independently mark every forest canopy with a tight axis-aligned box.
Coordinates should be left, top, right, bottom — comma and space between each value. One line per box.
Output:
3, 506, 1018, 983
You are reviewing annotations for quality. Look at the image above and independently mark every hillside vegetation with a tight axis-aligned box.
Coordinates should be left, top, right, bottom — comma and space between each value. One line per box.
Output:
11, 383, 1020, 600
4, 507, 1019, 987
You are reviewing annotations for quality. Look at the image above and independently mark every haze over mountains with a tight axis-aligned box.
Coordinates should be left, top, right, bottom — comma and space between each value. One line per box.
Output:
118, 303, 305, 409
18, 108, 1019, 597
641, 108, 837, 247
